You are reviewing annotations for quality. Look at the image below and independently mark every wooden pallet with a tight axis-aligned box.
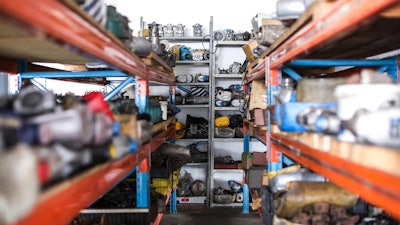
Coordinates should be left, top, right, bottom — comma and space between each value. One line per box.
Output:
152, 116, 175, 134
141, 52, 174, 77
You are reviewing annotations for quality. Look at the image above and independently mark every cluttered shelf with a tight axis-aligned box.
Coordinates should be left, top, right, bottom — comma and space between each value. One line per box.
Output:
11, 125, 175, 225
0, 0, 175, 85
244, 0, 400, 83
270, 132, 400, 220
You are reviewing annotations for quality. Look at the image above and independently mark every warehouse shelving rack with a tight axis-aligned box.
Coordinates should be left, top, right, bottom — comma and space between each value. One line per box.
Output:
242, 0, 400, 221
0, 1, 176, 225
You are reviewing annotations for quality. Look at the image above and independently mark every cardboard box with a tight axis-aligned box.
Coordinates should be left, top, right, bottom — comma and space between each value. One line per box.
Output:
241, 152, 253, 170
246, 166, 266, 188
252, 152, 267, 166
242, 40, 258, 63
249, 79, 267, 110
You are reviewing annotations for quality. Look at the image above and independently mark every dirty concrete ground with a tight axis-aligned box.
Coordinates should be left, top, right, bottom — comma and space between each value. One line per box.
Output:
159, 205, 265, 225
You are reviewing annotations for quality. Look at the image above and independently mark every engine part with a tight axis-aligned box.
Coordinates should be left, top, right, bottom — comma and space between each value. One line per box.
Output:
276, 77, 296, 104
275, 0, 314, 21
213, 193, 235, 204
131, 37, 153, 57
28, 104, 95, 149
179, 45, 192, 60
175, 24, 185, 37
214, 155, 234, 164
274, 181, 358, 219
224, 29, 235, 41
147, 99, 162, 124
0, 144, 39, 225
187, 142, 207, 163
195, 73, 209, 82
14, 86, 55, 116
216, 90, 232, 101
233, 31, 251, 41
269, 168, 326, 193
335, 83, 400, 142
176, 74, 193, 83
106, 5, 131, 39
216, 100, 230, 107
297, 77, 347, 103
214, 127, 235, 138
186, 115, 208, 139
274, 102, 337, 132
297, 106, 341, 135
191, 180, 206, 196
148, 22, 164, 56
230, 99, 243, 107
228, 180, 243, 193
185, 96, 209, 104
136, 117, 153, 145
215, 116, 230, 127
156, 143, 190, 170
191, 49, 205, 61
348, 107, 400, 148
213, 30, 225, 41
203, 50, 210, 60
229, 62, 242, 74
157, 24, 164, 37
177, 170, 194, 197
193, 23, 203, 37
163, 23, 174, 37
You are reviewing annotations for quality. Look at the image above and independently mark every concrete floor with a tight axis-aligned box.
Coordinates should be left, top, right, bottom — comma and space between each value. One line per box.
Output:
159, 205, 265, 225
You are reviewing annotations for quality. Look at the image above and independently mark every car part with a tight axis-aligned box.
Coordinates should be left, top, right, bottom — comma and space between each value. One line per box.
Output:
213, 30, 225, 41
195, 73, 209, 82
191, 180, 206, 196
14, 86, 55, 116
0, 144, 39, 225
214, 127, 235, 138
193, 23, 203, 37
179, 45, 192, 60
275, 0, 314, 21
274, 181, 358, 219
297, 106, 341, 135
176, 24, 185, 37
348, 107, 400, 148
163, 23, 174, 37
176, 74, 193, 83
191, 49, 205, 61
269, 168, 326, 193
229, 62, 242, 74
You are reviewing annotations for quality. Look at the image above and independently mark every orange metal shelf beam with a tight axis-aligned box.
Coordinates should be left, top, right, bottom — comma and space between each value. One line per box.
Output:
243, 0, 398, 83
271, 133, 400, 220
12, 127, 175, 225
269, 0, 397, 69
0, 0, 144, 79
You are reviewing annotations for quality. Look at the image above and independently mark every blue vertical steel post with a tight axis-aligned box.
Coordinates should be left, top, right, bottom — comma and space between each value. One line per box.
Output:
242, 183, 249, 214
170, 188, 177, 214
136, 167, 149, 208
17, 59, 27, 90
135, 77, 150, 208
243, 83, 250, 153
266, 57, 283, 172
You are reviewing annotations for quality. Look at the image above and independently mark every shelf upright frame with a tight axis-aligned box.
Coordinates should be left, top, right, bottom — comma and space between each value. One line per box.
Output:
265, 57, 283, 172
135, 76, 151, 208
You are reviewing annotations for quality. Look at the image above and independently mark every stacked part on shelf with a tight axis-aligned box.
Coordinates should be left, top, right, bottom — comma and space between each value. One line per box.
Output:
274, 69, 400, 148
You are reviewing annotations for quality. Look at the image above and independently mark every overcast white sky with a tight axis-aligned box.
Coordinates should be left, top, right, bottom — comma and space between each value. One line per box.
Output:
107, 0, 278, 36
